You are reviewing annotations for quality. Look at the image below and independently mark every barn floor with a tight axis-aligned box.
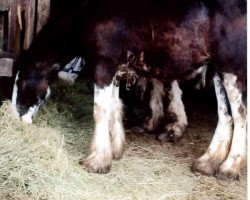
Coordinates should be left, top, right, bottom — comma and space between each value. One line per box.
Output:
125, 109, 247, 200
123, 83, 247, 200
0, 79, 247, 200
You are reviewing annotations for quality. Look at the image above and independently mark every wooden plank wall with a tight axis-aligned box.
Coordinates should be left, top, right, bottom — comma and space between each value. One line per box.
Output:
0, 0, 18, 53
23, 0, 36, 50
0, 0, 50, 54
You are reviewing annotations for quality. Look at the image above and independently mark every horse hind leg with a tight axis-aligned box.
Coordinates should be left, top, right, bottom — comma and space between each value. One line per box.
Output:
216, 73, 247, 180
143, 79, 165, 131
192, 73, 233, 175
158, 80, 188, 142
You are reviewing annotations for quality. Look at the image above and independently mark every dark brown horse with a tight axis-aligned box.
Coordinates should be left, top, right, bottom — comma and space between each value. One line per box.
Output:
12, 0, 246, 180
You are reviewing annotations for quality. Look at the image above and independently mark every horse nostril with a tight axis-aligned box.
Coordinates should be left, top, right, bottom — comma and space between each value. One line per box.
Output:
16, 104, 29, 117
16, 105, 22, 113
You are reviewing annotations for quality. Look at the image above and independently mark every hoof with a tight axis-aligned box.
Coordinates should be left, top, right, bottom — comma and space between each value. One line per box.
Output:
157, 123, 186, 143
113, 153, 123, 160
157, 130, 179, 143
191, 152, 225, 176
214, 156, 245, 180
80, 152, 112, 174
112, 147, 125, 160
131, 126, 146, 133
215, 163, 241, 180
80, 158, 111, 174
215, 169, 240, 180
191, 159, 215, 176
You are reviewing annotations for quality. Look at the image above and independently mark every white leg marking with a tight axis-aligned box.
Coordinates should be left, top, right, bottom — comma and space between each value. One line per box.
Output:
186, 65, 207, 90
165, 80, 187, 140
110, 85, 126, 160
84, 83, 113, 173
192, 73, 233, 175
217, 73, 247, 179
144, 79, 165, 131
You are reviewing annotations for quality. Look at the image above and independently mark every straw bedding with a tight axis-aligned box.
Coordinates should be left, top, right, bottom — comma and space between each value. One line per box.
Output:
0, 81, 246, 200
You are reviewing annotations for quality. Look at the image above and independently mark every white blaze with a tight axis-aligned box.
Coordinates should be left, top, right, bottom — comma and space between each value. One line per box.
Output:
11, 72, 19, 116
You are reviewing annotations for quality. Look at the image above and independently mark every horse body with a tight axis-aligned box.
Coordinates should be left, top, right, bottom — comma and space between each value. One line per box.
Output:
12, 0, 246, 179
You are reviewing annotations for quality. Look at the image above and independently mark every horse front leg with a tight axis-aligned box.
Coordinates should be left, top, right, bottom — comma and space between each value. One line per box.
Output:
109, 85, 126, 160
83, 83, 114, 173
83, 59, 125, 173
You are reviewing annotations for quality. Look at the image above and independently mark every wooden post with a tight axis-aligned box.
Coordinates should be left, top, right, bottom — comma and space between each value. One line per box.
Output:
0, 0, 23, 53
23, 0, 36, 49
36, 0, 50, 33
7, 1, 18, 53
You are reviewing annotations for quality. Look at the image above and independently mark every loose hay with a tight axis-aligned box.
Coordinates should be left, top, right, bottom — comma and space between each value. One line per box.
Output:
0, 81, 246, 200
